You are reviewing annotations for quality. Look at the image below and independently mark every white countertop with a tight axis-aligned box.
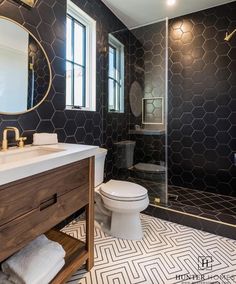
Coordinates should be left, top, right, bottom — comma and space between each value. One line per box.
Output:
0, 143, 99, 186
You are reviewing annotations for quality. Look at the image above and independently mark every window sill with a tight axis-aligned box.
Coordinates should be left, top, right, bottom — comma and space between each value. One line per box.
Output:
108, 110, 124, 114
66, 106, 96, 112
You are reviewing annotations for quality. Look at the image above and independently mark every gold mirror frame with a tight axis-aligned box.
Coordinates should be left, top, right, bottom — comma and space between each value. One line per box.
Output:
20, 0, 38, 7
0, 16, 52, 115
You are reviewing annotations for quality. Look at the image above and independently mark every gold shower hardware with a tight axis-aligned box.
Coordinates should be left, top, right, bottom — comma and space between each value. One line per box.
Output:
224, 29, 236, 41
154, 198, 161, 205
29, 55, 35, 70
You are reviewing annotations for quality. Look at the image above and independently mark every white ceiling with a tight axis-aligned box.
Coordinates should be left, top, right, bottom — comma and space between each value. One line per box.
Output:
101, 0, 235, 29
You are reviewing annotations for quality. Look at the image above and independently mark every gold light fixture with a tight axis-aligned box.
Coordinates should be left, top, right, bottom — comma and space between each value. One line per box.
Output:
224, 29, 236, 41
19, 0, 38, 7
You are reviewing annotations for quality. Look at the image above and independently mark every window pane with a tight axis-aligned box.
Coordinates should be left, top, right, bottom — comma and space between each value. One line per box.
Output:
116, 49, 121, 81
108, 35, 124, 113
115, 81, 120, 111
108, 78, 115, 110
66, 16, 72, 61
109, 79, 121, 111
109, 45, 116, 79
66, 61, 73, 106
74, 22, 85, 66
74, 65, 85, 107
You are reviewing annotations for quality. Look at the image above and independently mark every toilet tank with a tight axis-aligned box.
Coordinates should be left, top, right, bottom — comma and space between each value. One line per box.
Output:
95, 148, 107, 187
114, 140, 136, 169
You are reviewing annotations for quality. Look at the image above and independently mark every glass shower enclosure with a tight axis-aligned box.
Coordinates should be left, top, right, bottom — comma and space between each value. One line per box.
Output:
108, 18, 169, 207
127, 19, 169, 206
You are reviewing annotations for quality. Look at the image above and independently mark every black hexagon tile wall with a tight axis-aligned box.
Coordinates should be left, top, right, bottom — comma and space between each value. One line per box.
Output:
168, 3, 236, 196
0, 0, 235, 196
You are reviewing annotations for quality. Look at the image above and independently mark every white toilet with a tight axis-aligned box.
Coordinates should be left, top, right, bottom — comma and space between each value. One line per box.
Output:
94, 148, 149, 240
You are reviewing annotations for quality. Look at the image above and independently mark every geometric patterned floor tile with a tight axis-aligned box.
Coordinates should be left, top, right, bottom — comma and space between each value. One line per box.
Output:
62, 214, 236, 284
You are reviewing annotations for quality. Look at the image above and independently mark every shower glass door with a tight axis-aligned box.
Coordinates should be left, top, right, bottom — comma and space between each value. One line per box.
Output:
128, 18, 169, 206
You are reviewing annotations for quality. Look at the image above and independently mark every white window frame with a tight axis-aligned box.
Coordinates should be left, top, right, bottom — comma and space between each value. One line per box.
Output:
67, 0, 96, 111
108, 34, 124, 113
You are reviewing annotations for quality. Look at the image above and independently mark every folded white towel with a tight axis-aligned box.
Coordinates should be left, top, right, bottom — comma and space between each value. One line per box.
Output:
0, 260, 65, 284
0, 271, 13, 284
8, 259, 65, 284
33, 133, 58, 146
2, 235, 65, 284
38, 259, 64, 284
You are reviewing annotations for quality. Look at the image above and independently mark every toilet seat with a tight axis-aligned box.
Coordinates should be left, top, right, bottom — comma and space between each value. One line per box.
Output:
100, 179, 148, 201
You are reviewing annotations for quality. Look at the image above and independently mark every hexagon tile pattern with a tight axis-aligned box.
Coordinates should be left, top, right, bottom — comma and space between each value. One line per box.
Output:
168, 2, 236, 196
0, 0, 235, 198
131, 21, 167, 124
0, 0, 68, 143
0, 0, 131, 180
128, 21, 167, 178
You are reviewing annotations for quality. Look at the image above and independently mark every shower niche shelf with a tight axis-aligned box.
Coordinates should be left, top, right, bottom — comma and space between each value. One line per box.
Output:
129, 129, 165, 136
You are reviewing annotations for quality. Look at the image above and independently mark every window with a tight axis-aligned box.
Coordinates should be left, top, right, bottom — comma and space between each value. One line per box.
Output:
108, 34, 124, 113
66, 0, 96, 111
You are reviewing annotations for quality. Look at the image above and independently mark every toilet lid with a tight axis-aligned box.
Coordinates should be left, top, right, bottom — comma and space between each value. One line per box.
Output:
100, 180, 147, 201
134, 163, 166, 173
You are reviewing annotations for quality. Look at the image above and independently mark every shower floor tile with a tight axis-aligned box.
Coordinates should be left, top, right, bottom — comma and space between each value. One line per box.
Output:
119, 174, 236, 226
64, 214, 236, 284
168, 185, 236, 226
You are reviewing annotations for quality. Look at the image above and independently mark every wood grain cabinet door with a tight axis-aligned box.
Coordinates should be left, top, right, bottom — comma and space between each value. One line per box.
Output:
0, 159, 89, 226
0, 159, 90, 262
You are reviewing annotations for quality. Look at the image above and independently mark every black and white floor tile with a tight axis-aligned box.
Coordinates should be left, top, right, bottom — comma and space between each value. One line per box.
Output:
167, 186, 236, 225
63, 214, 236, 284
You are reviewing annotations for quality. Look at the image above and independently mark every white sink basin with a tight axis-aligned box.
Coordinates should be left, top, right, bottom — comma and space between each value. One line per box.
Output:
0, 147, 65, 165
0, 143, 99, 186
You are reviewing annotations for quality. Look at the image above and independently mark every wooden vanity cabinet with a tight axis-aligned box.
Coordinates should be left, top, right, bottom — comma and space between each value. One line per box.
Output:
0, 157, 95, 283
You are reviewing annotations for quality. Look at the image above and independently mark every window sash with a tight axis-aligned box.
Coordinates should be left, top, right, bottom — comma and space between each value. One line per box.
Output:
109, 44, 121, 82
108, 43, 122, 112
66, 14, 86, 108
108, 77, 121, 111
67, 0, 96, 111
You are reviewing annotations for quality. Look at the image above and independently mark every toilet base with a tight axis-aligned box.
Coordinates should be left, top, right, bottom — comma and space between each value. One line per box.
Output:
110, 212, 143, 240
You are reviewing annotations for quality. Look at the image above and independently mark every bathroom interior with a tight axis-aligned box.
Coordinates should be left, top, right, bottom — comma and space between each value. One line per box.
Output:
0, 0, 235, 283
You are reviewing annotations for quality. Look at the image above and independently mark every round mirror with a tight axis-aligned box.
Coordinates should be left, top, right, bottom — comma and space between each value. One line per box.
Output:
0, 17, 51, 115
129, 81, 143, 117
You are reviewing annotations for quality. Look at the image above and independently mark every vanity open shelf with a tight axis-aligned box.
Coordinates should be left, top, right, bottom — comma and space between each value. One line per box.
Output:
46, 229, 88, 283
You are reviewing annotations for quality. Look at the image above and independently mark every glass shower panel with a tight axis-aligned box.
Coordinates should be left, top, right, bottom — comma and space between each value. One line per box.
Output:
128, 19, 168, 206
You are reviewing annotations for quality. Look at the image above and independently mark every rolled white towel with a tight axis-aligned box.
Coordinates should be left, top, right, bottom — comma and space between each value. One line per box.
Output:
2, 235, 65, 284
33, 133, 58, 145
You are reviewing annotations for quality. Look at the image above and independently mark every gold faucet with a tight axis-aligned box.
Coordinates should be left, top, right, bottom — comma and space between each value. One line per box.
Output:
1, 127, 27, 151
